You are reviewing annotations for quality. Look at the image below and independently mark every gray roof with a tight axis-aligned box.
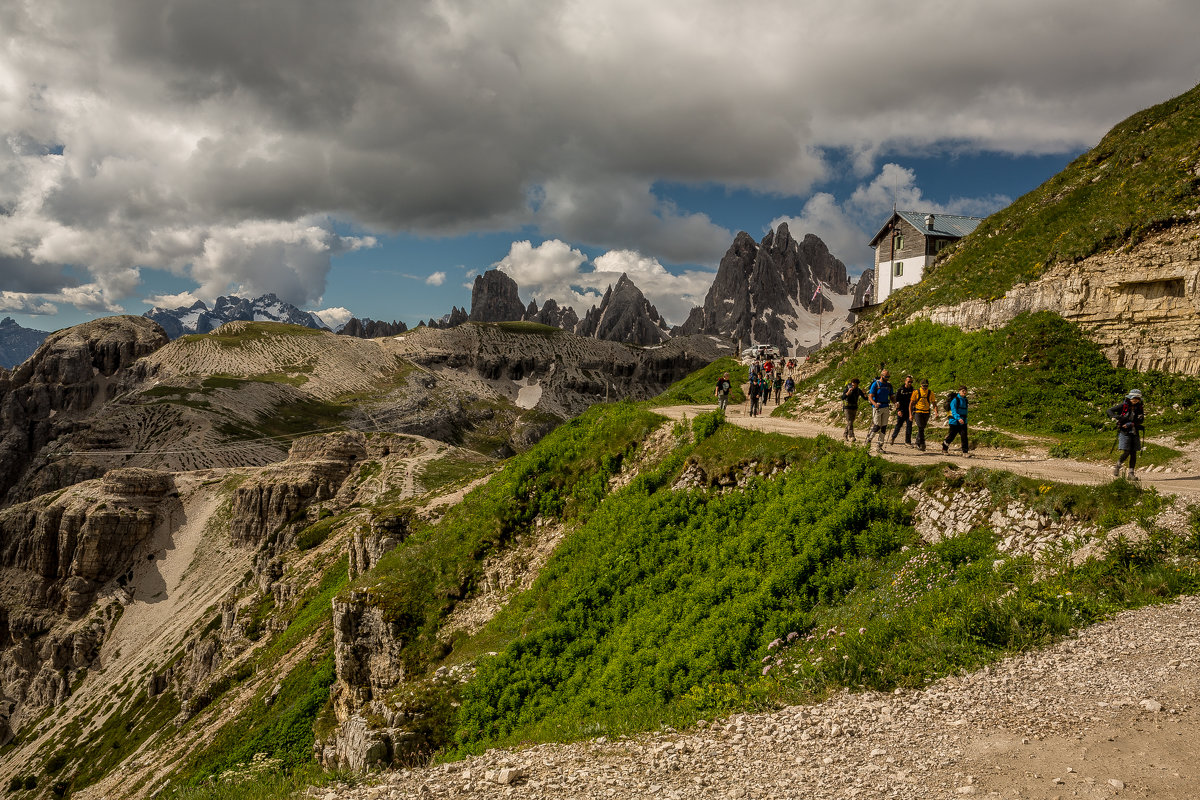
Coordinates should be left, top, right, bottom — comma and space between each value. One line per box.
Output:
868, 210, 985, 247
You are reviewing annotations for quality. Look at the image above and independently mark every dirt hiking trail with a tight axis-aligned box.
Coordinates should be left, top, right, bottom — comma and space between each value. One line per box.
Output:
656, 403, 1200, 501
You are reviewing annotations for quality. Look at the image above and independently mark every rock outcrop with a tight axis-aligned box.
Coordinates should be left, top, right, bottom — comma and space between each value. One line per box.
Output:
529, 298, 579, 331
678, 224, 861, 354
853, 268, 875, 308
229, 432, 367, 547
574, 274, 671, 345
339, 318, 410, 338
469, 271, 527, 323
0, 469, 174, 737
913, 220, 1200, 373
0, 316, 168, 503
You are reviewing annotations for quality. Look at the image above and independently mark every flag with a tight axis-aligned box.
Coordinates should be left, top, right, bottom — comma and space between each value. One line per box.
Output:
811, 284, 821, 302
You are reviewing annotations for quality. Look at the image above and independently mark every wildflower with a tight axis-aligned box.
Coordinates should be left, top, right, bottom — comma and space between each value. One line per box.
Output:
768, 638, 782, 651
762, 665, 771, 676
787, 632, 799, 642
858, 627, 866, 635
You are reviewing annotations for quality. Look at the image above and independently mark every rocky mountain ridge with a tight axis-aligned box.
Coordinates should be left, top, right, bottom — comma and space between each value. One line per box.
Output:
0, 317, 50, 369
143, 293, 327, 339
677, 223, 865, 355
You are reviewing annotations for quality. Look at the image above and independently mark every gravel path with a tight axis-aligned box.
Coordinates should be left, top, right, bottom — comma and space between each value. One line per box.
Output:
655, 404, 1200, 501
317, 596, 1199, 800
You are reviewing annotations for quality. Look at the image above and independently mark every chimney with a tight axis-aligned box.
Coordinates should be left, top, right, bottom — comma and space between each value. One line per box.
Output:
925, 214, 935, 230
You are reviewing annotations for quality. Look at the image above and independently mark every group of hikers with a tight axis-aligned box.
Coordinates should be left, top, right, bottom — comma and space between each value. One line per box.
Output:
714, 357, 797, 416
840, 370, 968, 455
714, 358, 1149, 480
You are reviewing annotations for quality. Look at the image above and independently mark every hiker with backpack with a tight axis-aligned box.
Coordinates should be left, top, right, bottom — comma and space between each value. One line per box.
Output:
889, 375, 916, 447
784, 375, 795, 399
773, 373, 784, 404
865, 369, 894, 454
841, 378, 868, 441
748, 376, 763, 417
1107, 389, 1145, 479
714, 372, 732, 411
941, 385, 970, 456
909, 378, 939, 451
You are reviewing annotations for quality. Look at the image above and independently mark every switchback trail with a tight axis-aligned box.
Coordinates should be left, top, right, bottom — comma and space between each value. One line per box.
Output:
655, 403, 1200, 501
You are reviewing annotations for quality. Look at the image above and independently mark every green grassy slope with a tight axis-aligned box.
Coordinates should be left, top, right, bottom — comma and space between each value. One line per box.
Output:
884, 81, 1200, 319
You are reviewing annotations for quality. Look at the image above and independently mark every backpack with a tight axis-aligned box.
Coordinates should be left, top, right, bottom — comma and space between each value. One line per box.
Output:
942, 391, 956, 413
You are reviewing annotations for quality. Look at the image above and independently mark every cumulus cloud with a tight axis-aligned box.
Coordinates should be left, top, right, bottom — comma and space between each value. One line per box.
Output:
425, 271, 446, 286
0, 292, 58, 315
495, 239, 713, 325
1, 0, 1197, 319
772, 164, 1011, 275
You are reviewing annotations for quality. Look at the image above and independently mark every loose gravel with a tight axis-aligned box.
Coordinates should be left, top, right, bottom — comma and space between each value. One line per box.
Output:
313, 596, 1199, 800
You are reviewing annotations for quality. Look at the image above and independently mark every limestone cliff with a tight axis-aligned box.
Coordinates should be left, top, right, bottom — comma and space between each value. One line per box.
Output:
0, 316, 168, 503
0, 468, 174, 741
913, 220, 1200, 373
229, 432, 367, 547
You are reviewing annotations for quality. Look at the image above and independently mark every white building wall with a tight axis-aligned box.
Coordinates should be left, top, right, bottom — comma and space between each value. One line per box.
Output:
876, 254, 931, 304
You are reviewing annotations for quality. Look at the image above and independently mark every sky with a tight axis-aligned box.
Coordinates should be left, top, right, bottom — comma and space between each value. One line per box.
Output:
2, 1, 1199, 333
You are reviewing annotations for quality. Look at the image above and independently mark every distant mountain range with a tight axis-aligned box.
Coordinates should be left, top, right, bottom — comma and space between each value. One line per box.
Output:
143, 294, 327, 339
0, 317, 50, 369
401, 225, 867, 354
140, 227, 867, 354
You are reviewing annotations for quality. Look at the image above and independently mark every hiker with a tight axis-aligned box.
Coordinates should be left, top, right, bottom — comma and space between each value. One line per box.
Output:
714, 372, 732, 411
784, 375, 795, 398
865, 369, 894, 454
773, 373, 784, 404
889, 375, 915, 447
1107, 389, 1145, 479
748, 376, 763, 417
942, 385, 970, 456
909, 378, 939, 451
841, 378, 867, 441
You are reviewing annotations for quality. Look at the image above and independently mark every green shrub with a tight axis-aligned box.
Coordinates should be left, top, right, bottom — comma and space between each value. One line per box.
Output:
691, 409, 724, 441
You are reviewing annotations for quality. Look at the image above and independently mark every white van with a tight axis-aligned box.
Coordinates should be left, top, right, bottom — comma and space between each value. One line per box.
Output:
741, 344, 779, 359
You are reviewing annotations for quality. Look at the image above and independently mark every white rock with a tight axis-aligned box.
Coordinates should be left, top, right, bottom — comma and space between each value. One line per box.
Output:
1139, 699, 1162, 712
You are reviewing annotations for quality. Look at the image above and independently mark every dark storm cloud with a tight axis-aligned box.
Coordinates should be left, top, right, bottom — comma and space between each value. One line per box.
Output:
1, 0, 1198, 313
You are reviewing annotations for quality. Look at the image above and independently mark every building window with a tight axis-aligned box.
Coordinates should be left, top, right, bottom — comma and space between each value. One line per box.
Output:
893, 233, 904, 251
893, 262, 903, 277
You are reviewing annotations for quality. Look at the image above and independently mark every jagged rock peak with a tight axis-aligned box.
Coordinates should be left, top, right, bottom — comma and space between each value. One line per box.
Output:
469, 270, 527, 323
575, 273, 670, 346
339, 317, 410, 338
528, 298, 580, 331
678, 225, 856, 355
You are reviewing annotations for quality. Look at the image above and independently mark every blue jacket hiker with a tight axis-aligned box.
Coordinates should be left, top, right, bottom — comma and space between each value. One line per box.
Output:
942, 386, 970, 456
864, 370, 893, 453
